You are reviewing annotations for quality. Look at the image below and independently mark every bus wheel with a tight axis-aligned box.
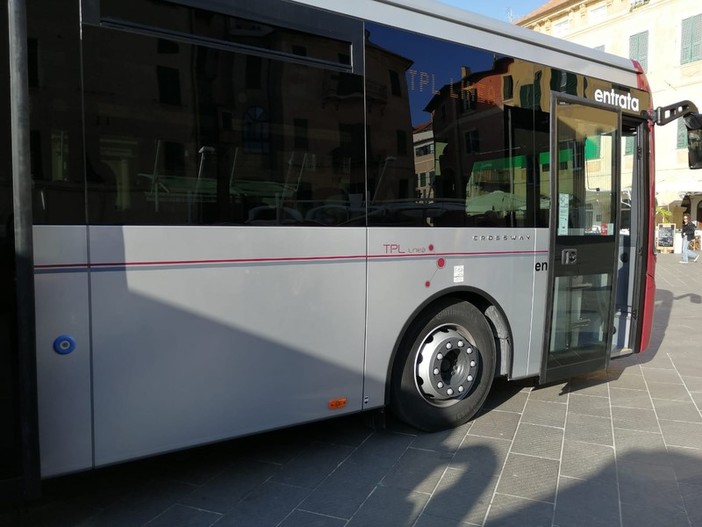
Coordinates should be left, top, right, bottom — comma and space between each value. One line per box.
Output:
390, 299, 496, 431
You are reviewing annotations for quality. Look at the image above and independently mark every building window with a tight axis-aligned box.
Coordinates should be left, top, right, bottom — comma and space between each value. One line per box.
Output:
243, 106, 270, 154
157, 66, 181, 105
461, 88, 477, 112
464, 130, 480, 154
163, 142, 184, 174
629, 31, 648, 72
520, 84, 535, 109
246, 55, 262, 89
503, 75, 514, 100
389, 70, 402, 96
552, 20, 569, 37
415, 144, 434, 157
589, 5, 607, 22
681, 14, 702, 65
550, 70, 577, 95
294, 119, 309, 150
396, 130, 408, 155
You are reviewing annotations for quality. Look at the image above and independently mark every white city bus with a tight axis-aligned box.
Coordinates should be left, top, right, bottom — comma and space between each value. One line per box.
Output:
2, 0, 701, 499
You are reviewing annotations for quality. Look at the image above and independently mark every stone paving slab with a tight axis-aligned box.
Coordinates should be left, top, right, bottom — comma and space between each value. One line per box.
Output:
2, 253, 702, 527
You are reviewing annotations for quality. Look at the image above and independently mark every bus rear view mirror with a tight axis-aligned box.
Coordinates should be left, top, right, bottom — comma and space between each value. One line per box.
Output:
685, 113, 702, 169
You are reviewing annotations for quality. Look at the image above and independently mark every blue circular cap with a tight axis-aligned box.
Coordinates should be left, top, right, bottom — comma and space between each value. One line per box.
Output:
53, 335, 76, 355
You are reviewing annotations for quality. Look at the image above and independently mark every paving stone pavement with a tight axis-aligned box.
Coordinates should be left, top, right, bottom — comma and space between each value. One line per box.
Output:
2, 252, 702, 527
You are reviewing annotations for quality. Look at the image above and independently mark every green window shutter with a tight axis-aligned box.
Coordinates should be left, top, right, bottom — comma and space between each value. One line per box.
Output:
693, 14, 702, 62
681, 15, 702, 64
630, 31, 648, 72
585, 136, 601, 160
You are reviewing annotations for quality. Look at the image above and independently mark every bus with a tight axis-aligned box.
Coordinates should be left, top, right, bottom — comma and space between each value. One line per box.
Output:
3, 0, 701, 500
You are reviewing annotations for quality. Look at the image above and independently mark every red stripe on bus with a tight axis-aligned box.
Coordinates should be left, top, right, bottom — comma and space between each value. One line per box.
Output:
34, 250, 547, 270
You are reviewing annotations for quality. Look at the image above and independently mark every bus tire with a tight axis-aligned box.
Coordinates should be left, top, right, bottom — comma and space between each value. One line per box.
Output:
390, 298, 496, 431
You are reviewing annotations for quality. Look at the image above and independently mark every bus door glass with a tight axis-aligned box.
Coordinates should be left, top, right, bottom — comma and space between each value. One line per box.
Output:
611, 119, 647, 357
542, 96, 621, 383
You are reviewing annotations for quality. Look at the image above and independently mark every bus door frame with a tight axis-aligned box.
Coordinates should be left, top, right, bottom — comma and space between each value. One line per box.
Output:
541, 93, 622, 384
0, 0, 41, 503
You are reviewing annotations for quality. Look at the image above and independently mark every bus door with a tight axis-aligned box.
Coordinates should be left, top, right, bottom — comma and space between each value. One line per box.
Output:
542, 95, 621, 384
611, 118, 649, 358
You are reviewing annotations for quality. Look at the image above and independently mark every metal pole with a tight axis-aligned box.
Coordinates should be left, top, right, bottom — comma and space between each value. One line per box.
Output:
8, 0, 40, 499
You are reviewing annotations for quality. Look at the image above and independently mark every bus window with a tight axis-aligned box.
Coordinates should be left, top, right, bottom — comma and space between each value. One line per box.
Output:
465, 156, 529, 227
363, 23, 555, 228
82, 7, 365, 226
27, 2, 85, 226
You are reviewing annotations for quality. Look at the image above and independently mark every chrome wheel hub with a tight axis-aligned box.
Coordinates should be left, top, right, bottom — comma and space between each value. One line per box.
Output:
415, 326, 479, 403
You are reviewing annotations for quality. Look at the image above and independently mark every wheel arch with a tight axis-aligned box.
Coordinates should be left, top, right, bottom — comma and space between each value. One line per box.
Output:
383, 286, 513, 406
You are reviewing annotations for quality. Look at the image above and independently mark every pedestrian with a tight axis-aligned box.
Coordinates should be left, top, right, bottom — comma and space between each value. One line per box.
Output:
680, 213, 699, 263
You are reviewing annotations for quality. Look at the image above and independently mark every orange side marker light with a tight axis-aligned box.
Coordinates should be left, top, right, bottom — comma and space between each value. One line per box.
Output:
328, 398, 347, 410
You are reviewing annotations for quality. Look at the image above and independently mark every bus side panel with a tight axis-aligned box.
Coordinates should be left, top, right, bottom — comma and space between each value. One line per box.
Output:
33, 226, 93, 477
89, 226, 366, 466
364, 227, 540, 409
527, 230, 551, 376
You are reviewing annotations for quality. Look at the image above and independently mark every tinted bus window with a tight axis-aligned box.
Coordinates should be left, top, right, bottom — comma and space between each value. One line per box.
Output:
82, 24, 365, 226
99, 0, 353, 68
364, 23, 553, 228
27, 0, 85, 225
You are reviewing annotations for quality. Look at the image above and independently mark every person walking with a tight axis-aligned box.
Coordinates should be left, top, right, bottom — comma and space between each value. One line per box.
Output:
680, 214, 699, 263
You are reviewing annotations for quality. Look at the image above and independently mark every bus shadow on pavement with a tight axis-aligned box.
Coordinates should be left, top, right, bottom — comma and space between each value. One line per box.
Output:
3, 389, 700, 526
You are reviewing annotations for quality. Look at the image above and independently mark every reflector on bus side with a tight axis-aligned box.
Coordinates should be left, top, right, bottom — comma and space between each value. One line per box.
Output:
328, 398, 348, 410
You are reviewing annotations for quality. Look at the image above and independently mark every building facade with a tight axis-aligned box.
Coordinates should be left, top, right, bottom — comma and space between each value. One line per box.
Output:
518, 0, 702, 221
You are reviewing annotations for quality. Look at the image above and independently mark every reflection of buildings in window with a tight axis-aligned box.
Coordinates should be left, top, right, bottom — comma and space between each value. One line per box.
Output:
389, 70, 402, 96
37, 0, 371, 227
157, 66, 181, 105
461, 89, 477, 112
464, 130, 480, 154
413, 122, 435, 200
415, 144, 434, 157
246, 55, 262, 89
551, 70, 577, 95
293, 118, 309, 150
502, 75, 513, 100
396, 130, 408, 155
243, 106, 270, 154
